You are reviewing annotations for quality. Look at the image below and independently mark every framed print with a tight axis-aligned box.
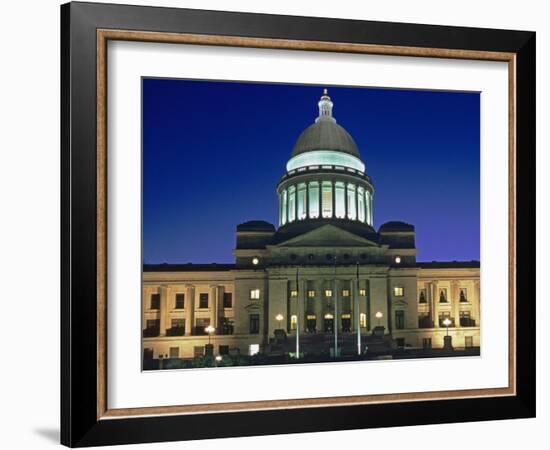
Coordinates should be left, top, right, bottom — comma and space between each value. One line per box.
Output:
60, 1, 536, 447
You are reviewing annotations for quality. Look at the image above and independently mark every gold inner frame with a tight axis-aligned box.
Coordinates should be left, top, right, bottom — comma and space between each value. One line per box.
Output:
96, 29, 517, 420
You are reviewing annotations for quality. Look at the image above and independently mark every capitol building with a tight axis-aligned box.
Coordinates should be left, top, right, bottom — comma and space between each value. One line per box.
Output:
142, 90, 480, 365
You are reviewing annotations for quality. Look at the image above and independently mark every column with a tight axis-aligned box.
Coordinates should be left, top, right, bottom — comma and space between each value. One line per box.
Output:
318, 181, 322, 218
301, 279, 308, 331
314, 279, 324, 333
331, 181, 335, 218
473, 280, 481, 327
344, 183, 348, 218
334, 279, 340, 332
159, 285, 170, 336
210, 285, 218, 331
185, 284, 195, 335
305, 183, 310, 219
217, 285, 225, 328
452, 280, 460, 327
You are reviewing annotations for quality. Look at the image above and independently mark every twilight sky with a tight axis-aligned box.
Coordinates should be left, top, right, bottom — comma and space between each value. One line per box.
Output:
143, 79, 480, 264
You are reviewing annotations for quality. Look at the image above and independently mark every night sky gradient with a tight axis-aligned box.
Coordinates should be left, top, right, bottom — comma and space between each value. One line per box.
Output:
143, 79, 480, 264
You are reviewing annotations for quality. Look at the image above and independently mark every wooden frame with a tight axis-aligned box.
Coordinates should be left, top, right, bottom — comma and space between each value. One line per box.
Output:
61, 1, 535, 446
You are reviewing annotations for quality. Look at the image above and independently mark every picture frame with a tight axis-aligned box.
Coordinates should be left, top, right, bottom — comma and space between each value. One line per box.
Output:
61, 1, 535, 447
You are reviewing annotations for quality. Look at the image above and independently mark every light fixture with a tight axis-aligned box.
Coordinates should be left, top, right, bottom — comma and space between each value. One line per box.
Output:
375, 311, 383, 319
395, 256, 401, 264
252, 257, 259, 265
215, 355, 222, 362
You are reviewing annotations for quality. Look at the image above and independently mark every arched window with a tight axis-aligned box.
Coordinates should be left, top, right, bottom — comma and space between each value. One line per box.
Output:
308, 181, 319, 218
335, 181, 345, 218
357, 186, 365, 222
321, 181, 333, 218
347, 184, 356, 220
288, 186, 296, 222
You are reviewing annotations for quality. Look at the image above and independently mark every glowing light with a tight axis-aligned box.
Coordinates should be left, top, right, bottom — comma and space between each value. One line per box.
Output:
252, 257, 259, 265
215, 355, 222, 362
286, 150, 365, 172
249, 344, 260, 356
395, 256, 401, 264
375, 311, 383, 319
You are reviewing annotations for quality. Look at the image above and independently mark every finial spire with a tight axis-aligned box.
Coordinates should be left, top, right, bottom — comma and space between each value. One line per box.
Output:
316, 88, 336, 123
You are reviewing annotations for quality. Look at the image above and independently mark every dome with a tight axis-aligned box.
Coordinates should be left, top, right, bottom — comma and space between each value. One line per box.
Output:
291, 119, 360, 158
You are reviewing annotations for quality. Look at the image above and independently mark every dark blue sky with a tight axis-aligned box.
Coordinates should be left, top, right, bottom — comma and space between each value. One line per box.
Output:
143, 79, 480, 264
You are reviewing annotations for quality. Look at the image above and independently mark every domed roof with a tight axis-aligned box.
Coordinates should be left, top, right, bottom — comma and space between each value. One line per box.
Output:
291, 120, 360, 158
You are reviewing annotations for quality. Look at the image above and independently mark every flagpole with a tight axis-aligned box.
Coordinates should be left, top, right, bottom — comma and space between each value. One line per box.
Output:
333, 255, 338, 358
356, 261, 361, 356
296, 267, 300, 359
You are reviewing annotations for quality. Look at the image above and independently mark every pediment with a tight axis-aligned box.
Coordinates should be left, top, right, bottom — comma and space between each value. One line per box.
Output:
274, 224, 379, 248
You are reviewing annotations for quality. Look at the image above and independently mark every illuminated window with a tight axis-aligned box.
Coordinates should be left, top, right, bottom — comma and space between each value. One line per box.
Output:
288, 186, 296, 222
324, 289, 333, 297
335, 181, 345, 218
347, 184, 356, 220
290, 290, 298, 297
250, 289, 260, 300
359, 289, 366, 296
322, 181, 333, 217
360, 313, 367, 328
306, 315, 316, 333
281, 190, 287, 225
308, 181, 319, 218
307, 290, 316, 298
393, 286, 404, 297
342, 289, 350, 297
297, 183, 307, 220
358, 186, 365, 222
249, 344, 260, 355
290, 315, 297, 330
365, 191, 373, 225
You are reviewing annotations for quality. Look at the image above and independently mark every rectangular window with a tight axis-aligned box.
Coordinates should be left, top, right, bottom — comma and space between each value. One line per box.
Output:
307, 290, 316, 298
193, 346, 204, 358
281, 190, 288, 225
393, 286, 404, 297
223, 292, 233, 308
143, 319, 160, 337
395, 310, 405, 329
439, 288, 448, 303
150, 293, 160, 310
325, 289, 333, 297
418, 312, 432, 328
460, 288, 468, 302
290, 315, 297, 330
418, 288, 427, 303
175, 293, 185, 309
438, 312, 454, 327
169, 347, 179, 358
194, 318, 210, 335
219, 345, 229, 355
422, 338, 432, 349
290, 290, 298, 297
357, 186, 365, 222
359, 288, 366, 296
167, 318, 186, 336
288, 185, 296, 222
249, 344, 260, 356
306, 315, 316, 333
322, 181, 333, 218
250, 288, 260, 300
365, 191, 372, 225
199, 293, 209, 309
459, 311, 475, 327
308, 182, 319, 218
465, 336, 474, 348
360, 313, 367, 328
218, 317, 234, 335
249, 314, 260, 334
395, 338, 405, 348
335, 181, 345, 218
347, 184, 357, 220
342, 289, 350, 297
297, 183, 307, 220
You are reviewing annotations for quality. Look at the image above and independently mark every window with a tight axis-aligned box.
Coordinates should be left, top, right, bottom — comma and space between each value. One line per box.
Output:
290, 290, 298, 297
297, 183, 307, 220
143, 319, 160, 337
249, 314, 260, 334
365, 191, 372, 225
358, 186, 365, 222
150, 293, 160, 310
249, 344, 260, 356
308, 182, 319, 218
324, 289, 333, 297
322, 181, 333, 218
459, 311, 476, 327
288, 185, 296, 222
335, 181, 345, 218
342, 289, 350, 297
306, 315, 316, 333
169, 347, 179, 358
418, 289, 427, 303
194, 318, 210, 335
393, 286, 404, 297
418, 312, 432, 328
281, 190, 288, 225
290, 315, 297, 330
395, 310, 405, 329
167, 318, 185, 336
219, 345, 229, 355
307, 290, 316, 298
438, 312, 454, 327
460, 288, 468, 302
341, 314, 351, 332
218, 317, 234, 335
223, 292, 233, 308
422, 338, 432, 349
395, 338, 405, 348
439, 288, 448, 303
347, 184, 357, 220
360, 313, 367, 328
199, 293, 209, 309
175, 293, 185, 309
193, 346, 204, 358
250, 288, 260, 300
359, 288, 366, 296
465, 336, 474, 348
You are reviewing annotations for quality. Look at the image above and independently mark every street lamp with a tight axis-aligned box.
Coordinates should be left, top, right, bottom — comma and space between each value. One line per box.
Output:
275, 314, 284, 329
375, 311, 383, 326
443, 317, 452, 336
205, 325, 215, 345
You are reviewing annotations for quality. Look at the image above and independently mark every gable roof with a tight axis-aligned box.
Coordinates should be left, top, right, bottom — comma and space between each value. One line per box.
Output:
272, 223, 379, 248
